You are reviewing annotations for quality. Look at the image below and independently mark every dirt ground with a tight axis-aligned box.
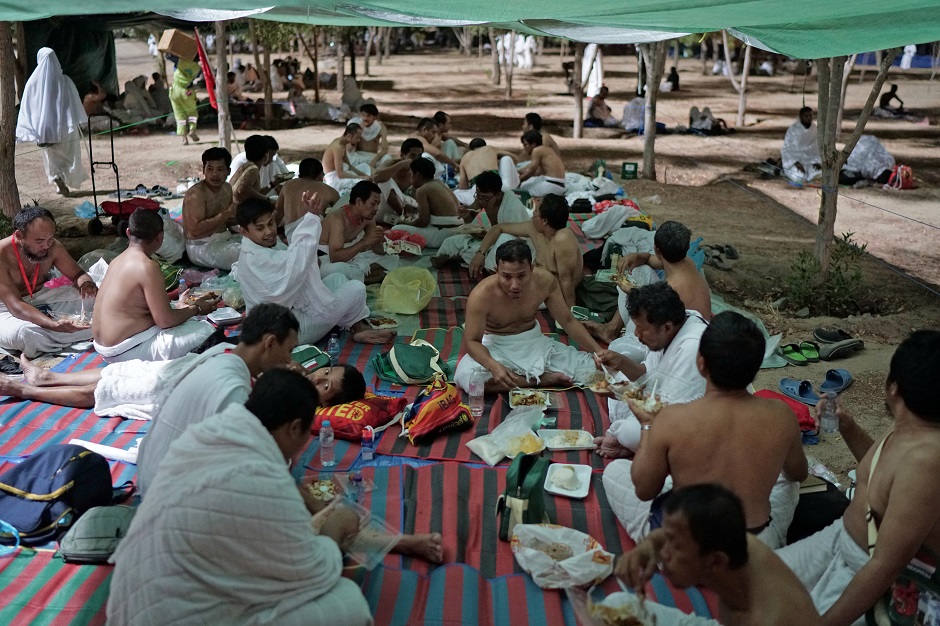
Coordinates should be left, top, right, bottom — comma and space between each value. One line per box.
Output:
13, 38, 940, 482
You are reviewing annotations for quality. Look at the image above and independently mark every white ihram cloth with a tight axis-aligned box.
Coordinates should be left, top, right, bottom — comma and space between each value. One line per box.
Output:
0, 286, 92, 357
16, 48, 88, 189
324, 165, 372, 195
454, 323, 595, 392
607, 312, 707, 452
229, 152, 292, 189
582, 43, 604, 98
186, 231, 242, 270
604, 460, 799, 549
135, 344, 250, 495
348, 117, 383, 142
107, 403, 372, 626
776, 519, 869, 625
519, 175, 567, 198
844, 135, 895, 181
92, 319, 215, 363
376, 178, 416, 224
435, 192, 531, 269
236, 213, 369, 344
781, 120, 822, 183
389, 215, 463, 248
93, 359, 172, 421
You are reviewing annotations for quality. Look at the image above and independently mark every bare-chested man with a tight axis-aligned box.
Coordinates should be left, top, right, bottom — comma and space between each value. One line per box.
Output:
318, 180, 392, 283
182, 147, 241, 270
0, 207, 96, 357
522, 113, 560, 157
603, 312, 807, 549
777, 330, 940, 626
593, 282, 708, 454
617, 484, 820, 626
229, 135, 276, 207
458, 138, 518, 192
510, 130, 566, 197
347, 103, 389, 170
322, 123, 370, 195
408, 117, 458, 171
278, 158, 340, 239
433, 111, 468, 162
454, 239, 601, 394
586, 220, 712, 344
370, 138, 424, 225
469, 193, 582, 306
387, 157, 462, 248
93, 210, 219, 363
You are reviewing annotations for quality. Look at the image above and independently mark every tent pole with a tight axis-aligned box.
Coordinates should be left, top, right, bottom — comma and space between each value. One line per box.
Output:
215, 21, 231, 153
572, 42, 584, 140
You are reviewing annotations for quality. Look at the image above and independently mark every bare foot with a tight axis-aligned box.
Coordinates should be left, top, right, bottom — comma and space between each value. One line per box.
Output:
0, 377, 25, 398
583, 321, 620, 344
189, 131, 200, 143
352, 329, 396, 344
394, 532, 444, 564
539, 371, 574, 387
364, 270, 386, 285
20, 355, 52, 386
593, 435, 633, 460
431, 255, 461, 269
182, 136, 189, 145
53, 176, 70, 197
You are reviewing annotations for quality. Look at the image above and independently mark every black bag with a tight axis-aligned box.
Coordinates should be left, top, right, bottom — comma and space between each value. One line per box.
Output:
0, 444, 114, 545
570, 198, 594, 214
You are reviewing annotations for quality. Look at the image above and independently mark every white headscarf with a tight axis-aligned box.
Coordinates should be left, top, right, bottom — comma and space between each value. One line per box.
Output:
16, 47, 87, 144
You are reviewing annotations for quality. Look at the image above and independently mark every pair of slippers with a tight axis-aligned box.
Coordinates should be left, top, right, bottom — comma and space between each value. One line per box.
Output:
702, 245, 738, 271
813, 327, 865, 360
777, 341, 821, 365
779, 368, 853, 405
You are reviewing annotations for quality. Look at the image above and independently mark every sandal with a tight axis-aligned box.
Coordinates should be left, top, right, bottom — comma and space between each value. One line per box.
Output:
819, 368, 853, 393
820, 339, 864, 361
777, 343, 808, 366
813, 327, 856, 344
799, 341, 821, 363
779, 377, 820, 405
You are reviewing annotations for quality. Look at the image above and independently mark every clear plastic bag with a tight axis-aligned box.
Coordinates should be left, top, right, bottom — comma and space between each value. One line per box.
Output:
378, 267, 436, 314
466, 406, 545, 466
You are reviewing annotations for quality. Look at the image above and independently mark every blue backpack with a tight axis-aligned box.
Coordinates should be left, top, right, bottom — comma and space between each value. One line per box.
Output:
0, 444, 115, 546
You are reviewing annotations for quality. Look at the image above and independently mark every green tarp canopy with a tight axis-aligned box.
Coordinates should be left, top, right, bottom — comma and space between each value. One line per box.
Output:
2, 1, 940, 58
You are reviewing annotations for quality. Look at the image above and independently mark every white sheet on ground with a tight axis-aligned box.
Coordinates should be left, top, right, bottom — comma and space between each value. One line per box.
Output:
108, 403, 371, 626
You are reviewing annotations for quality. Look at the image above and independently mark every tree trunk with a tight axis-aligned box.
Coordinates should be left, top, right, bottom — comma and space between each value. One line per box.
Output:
298, 28, 320, 103
489, 28, 500, 86
834, 53, 857, 141
335, 33, 345, 93
504, 31, 515, 100
572, 43, 584, 139
14, 22, 26, 101
814, 49, 899, 280
735, 44, 752, 127
249, 23, 273, 124
721, 31, 741, 92
478, 29, 483, 60
364, 27, 375, 76
636, 48, 646, 96
639, 40, 668, 180
701, 35, 708, 75
383, 27, 391, 60
0, 23, 20, 217
348, 36, 357, 79
214, 21, 231, 152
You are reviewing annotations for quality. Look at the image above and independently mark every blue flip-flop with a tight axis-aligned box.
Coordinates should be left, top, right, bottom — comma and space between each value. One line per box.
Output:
819, 368, 853, 394
779, 378, 820, 406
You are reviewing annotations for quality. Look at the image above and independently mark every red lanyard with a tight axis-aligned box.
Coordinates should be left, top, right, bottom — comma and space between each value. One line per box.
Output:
344, 206, 363, 227
12, 243, 40, 299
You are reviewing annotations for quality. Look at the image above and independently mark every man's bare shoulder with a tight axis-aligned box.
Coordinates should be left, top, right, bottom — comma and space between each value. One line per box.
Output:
469, 275, 499, 299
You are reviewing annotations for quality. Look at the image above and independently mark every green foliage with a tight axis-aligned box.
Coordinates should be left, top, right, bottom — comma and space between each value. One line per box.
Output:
250, 20, 297, 52
0, 212, 12, 240
785, 233, 868, 317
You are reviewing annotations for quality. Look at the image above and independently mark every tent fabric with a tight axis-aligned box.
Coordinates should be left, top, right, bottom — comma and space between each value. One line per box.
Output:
1, 1, 940, 59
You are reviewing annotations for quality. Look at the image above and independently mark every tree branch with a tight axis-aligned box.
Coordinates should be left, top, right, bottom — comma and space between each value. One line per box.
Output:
838, 48, 900, 165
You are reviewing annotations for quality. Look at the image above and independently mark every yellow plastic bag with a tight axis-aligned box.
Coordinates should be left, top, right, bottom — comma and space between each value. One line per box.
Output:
378, 267, 436, 314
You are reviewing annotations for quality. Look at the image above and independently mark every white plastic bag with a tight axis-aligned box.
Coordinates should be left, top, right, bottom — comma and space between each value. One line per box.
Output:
511, 524, 614, 589
465, 406, 544, 466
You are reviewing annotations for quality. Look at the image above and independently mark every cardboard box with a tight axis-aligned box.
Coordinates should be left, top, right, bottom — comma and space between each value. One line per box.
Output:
158, 29, 198, 61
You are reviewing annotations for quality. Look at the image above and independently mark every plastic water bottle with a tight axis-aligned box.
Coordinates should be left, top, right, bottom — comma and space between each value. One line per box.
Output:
820, 391, 839, 434
177, 279, 187, 306
361, 426, 375, 462
807, 455, 841, 489
327, 333, 340, 364
349, 471, 364, 503
469, 370, 486, 418
319, 420, 336, 467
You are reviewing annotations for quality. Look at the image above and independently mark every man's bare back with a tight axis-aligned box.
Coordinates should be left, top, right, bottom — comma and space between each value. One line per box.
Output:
460, 146, 501, 186
541, 132, 561, 157
529, 145, 565, 179
668, 260, 712, 319
278, 179, 339, 227
182, 181, 234, 241
92, 248, 165, 346
416, 180, 460, 218
649, 395, 805, 528
323, 137, 356, 176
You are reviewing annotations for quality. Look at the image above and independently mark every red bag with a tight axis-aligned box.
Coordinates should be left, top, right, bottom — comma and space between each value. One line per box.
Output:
312, 393, 408, 441
885, 165, 914, 190
755, 389, 816, 431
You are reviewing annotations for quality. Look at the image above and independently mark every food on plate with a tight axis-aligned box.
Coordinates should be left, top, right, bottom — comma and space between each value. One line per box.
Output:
619, 383, 664, 414
367, 316, 399, 328
529, 538, 575, 561
506, 432, 545, 456
547, 430, 593, 448
186, 290, 219, 304
509, 390, 548, 407
588, 595, 652, 626
306, 479, 336, 501
588, 377, 611, 393
551, 465, 581, 491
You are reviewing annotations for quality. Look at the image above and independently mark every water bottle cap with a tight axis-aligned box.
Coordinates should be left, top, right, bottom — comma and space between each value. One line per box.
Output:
322, 420, 331, 427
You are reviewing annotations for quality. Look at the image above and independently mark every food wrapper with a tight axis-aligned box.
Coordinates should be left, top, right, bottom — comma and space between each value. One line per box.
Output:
466, 406, 544, 466
510, 524, 614, 589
